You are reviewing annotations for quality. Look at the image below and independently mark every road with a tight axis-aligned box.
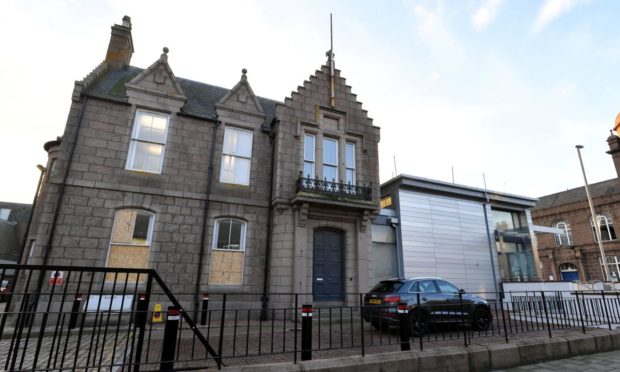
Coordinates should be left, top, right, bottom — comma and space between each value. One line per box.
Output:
496, 350, 620, 371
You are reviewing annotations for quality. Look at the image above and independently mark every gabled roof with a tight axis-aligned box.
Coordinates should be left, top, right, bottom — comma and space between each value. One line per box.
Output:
534, 178, 620, 210
84, 66, 278, 125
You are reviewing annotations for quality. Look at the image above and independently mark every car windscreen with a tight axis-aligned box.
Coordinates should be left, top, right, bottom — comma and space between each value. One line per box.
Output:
369, 281, 403, 293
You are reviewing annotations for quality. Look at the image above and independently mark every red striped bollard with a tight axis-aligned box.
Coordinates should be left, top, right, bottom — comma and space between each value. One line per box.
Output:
301, 304, 313, 361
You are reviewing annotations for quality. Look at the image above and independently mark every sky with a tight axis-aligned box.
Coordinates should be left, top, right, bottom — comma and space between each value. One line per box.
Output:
1, 0, 620, 203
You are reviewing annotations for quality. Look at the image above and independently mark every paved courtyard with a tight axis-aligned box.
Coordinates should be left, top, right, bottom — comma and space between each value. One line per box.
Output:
496, 350, 620, 371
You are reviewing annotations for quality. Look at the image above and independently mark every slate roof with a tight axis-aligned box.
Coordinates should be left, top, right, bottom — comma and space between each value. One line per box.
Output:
0, 202, 31, 224
533, 178, 620, 210
84, 66, 279, 125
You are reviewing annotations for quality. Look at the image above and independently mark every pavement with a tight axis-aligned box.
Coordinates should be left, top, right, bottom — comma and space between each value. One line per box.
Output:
496, 350, 620, 371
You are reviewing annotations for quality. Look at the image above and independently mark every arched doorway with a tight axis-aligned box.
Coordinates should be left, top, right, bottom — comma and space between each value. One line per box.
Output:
559, 263, 579, 281
313, 229, 344, 301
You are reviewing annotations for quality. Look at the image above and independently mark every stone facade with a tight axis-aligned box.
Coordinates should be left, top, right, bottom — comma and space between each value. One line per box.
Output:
24, 17, 380, 310
532, 134, 620, 282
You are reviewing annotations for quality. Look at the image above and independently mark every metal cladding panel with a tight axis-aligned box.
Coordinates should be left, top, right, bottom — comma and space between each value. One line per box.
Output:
399, 190, 497, 294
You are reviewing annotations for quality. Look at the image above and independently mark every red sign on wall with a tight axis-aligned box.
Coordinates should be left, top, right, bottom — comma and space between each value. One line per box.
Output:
49, 271, 63, 286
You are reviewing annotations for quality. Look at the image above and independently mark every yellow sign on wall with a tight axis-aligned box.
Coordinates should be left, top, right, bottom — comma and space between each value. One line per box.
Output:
152, 303, 163, 323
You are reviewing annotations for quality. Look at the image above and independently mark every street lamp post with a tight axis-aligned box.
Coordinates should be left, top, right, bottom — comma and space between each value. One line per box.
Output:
575, 145, 610, 281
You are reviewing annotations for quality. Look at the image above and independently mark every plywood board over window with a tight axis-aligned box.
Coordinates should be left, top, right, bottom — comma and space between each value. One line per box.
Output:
106, 209, 154, 283
208, 250, 244, 285
208, 218, 247, 285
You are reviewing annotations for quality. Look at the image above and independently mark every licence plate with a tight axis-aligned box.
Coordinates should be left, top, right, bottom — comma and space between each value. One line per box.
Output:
369, 299, 381, 304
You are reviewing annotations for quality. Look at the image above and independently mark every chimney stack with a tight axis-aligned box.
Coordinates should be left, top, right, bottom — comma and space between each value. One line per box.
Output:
105, 15, 134, 69
607, 113, 620, 178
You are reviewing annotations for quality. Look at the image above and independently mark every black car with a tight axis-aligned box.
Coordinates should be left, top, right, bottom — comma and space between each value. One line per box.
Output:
362, 277, 492, 336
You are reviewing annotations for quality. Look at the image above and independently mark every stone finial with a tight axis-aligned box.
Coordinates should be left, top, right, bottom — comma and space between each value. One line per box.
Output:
160, 47, 169, 62
241, 68, 247, 81
163, 47, 169, 54
122, 15, 131, 28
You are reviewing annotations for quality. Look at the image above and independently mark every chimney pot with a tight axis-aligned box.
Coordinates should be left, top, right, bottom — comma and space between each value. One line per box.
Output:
122, 15, 132, 28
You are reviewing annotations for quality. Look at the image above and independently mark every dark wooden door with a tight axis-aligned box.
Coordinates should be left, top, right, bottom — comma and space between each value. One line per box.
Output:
313, 230, 344, 301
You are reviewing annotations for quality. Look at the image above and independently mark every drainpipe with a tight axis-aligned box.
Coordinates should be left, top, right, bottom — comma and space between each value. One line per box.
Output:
194, 118, 220, 319
260, 118, 277, 321
18, 164, 46, 264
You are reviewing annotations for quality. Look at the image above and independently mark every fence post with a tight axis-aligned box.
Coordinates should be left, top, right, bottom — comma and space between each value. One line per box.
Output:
294, 294, 298, 364
200, 293, 209, 326
397, 302, 410, 351
160, 306, 181, 371
217, 293, 227, 369
540, 291, 552, 338
359, 293, 365, 357
301, 304, 313, 361
417, 292, 423, 351
499, 291, 509, 343
459, 291, 467, 347
600, 290, 612, 330
68, 293, 82, 330
575, 291, 586, 333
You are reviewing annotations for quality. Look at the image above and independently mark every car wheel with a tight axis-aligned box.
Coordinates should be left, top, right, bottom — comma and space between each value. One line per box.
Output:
409, 309, 427, 337
472, 307, 492, 331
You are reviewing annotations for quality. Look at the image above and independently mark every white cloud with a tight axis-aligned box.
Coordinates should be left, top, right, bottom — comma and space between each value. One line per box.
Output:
471, 0, 503, 32
531, 0, 583, 33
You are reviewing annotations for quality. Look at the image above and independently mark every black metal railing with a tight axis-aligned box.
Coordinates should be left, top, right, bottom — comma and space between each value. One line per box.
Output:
2, 265, 620, 370
296, 173, 372, 201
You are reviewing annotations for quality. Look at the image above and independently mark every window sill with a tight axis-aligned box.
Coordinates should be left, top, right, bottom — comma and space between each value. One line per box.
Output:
125, 168, 162, 176
212, 248, 245, 252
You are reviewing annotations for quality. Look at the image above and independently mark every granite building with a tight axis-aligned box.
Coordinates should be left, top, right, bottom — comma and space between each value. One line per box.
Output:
24, 16, 380, 309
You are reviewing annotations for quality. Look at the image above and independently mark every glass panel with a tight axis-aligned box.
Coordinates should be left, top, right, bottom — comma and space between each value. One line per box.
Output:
416, 280, 438, 293
220, 155, 235, 183
323, 165, 337, 182
304, 134, 315, 161
436, 280, 459, 294
370, 281, 402, 293
216, 220, 231, 249
236, 130, 253, 157
345, 142, 355, 168
229, 220, 243, 250
303, 161, 314, 178
346, 169, 355, 185
223, 128, 237, 154
133, 212, 151, 244
233, 158, 251, 185
223, 127, 252, 157
137, 112, 167, 143
492, 209, 515, 230
132, 142, 163, 172
323, 138, 338, 165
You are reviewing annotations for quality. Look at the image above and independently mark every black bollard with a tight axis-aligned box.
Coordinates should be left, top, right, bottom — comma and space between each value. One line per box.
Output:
200, 293, 209, 326
160, 306, 181, 371
134, 293, 148, 327
301, 304, 313, 361
68, 293, 82, 330
398, 302, 411, 351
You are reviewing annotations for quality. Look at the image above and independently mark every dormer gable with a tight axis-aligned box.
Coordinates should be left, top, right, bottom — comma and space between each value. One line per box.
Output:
125, 47, 186, 112
216, 69, 265, 119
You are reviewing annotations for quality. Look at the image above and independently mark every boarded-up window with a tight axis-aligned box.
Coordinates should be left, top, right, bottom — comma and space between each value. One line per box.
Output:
106, 209, 154, 282
209, 218, 246, 285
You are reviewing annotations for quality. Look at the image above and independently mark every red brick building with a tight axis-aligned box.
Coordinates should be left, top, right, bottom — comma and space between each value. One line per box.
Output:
532, 134, 620, 282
